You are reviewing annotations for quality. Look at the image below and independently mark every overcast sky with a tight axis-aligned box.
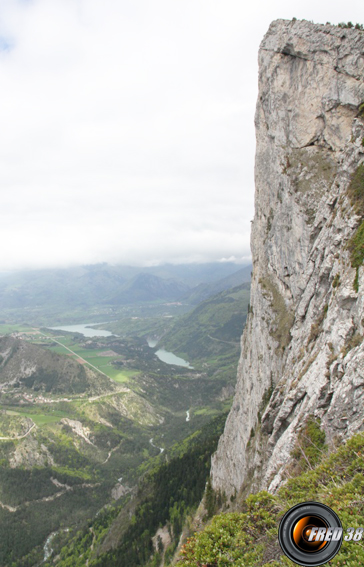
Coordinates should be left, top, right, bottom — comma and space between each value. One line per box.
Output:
0, 0, 362, 270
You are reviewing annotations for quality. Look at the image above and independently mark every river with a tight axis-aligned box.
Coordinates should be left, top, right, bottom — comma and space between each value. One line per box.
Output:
149, 437, 164, 454
43, 529, 69, 562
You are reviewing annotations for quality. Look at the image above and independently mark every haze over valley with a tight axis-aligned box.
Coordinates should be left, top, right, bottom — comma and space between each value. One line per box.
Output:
0, 260, 251, 566
1, 0, 363, 565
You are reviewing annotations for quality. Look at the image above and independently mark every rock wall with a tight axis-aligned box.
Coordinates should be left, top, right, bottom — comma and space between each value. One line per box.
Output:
211, 19, 364, 496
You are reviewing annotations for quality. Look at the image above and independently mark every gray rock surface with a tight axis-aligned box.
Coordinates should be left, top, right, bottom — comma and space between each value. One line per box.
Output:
211, 19, 364, 496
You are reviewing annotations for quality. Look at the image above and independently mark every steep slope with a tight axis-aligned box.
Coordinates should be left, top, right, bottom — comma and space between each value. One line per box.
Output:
0, 336, 116, 395
162, 283, 250, 361
181, 265, 251, 305
211, 19, 364, 497
180, 431, 364, 566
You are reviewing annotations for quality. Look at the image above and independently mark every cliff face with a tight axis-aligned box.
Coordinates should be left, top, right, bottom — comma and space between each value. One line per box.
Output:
211, 19, 364, 496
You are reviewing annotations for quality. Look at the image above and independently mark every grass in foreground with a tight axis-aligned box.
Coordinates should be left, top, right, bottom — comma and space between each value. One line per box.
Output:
178, 431, 364, 567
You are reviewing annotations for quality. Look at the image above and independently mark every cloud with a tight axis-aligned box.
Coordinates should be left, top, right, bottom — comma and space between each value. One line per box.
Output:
0, 0, 362, 269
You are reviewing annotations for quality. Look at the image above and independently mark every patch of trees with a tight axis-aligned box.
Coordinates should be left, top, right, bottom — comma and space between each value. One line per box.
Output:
92, 413, 227, 567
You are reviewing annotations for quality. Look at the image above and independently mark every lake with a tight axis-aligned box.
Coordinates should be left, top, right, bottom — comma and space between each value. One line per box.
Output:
48, 323, 115, 338
48, 325, 193, 368
147, 339, 193, 369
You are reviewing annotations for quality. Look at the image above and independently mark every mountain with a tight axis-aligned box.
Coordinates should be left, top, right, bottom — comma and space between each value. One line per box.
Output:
0, 335, 115, 395
0, 264, 126, 310
181, 265, 251, 305
211, 19, 364, 497
0, 262, 245, 317
6, 18, 364, 567
143, 262, 249, 287
161, 283, 250, 362
107, 273, 190, 304
32, 20, 364, 567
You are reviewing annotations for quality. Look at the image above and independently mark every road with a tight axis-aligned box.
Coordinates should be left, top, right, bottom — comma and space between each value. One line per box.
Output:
38, 331, 110, 378
207, 334, 240, 346
101, 440, 124, 465
0, 422, 36, 441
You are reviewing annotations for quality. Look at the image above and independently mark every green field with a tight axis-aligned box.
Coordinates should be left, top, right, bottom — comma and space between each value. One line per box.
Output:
19, 412, 67, 426
104, 367, 136, 382
5, 408, 72, 427
0, 323, 33, 334
43, 334, 138, 383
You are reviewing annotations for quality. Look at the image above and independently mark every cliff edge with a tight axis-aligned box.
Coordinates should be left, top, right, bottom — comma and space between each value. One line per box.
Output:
211, 19, 364, 496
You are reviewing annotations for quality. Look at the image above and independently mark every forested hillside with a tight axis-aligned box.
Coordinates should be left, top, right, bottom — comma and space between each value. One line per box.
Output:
0, 271, 246, 566
162, 284, 250, 362
42, 414, 227, 567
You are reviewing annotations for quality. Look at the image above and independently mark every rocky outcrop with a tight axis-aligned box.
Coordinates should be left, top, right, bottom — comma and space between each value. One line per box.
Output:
211, 19, 364, 496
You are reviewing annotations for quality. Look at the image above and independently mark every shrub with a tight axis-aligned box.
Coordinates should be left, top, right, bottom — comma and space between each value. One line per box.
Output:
332, 274, 341, 288
290, 416, 327, 475
347, 164, 364, 290
178, 432, 364, 567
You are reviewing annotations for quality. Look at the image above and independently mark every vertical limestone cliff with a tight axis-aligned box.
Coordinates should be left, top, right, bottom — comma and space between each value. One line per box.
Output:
211, 19, 364, 497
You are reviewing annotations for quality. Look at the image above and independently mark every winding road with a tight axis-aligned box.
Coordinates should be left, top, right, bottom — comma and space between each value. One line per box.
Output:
0, 422, 36, 441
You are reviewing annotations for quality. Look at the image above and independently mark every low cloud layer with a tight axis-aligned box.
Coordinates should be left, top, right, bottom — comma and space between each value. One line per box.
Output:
0, 0, 362, 269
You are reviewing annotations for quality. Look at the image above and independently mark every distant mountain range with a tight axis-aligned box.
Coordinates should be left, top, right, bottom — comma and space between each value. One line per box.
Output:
0, 262, 251, 312
106, 273, 189, 305
181, 265, 251, 304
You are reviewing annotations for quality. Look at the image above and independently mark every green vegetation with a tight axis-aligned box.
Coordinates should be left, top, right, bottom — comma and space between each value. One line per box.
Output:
347, 163, 364, 291
10, 409, 69, 427
290, 416, 327, 475
0, 334, 114, 395
0, 323, 32, 334
162, 284, 249, 377
260, 278, 294, 351
0, 288, 244, 566
42, 414, 227, 567
338, 22, 364, 30
347, 163, 364, 213
0, 267, 248, 566
178, 431, 364, 566
43, 333, 135, 384
0, 411, 30, 436
349, 221, 364, 291
97, 315, 174, 341
0, 465, 111, 567
332, 273, 341, 288
342, 332, 363, 357
308, 303, 328, 344
0, 262, 244, 326
180, 493, 278, 566
181, 266, 251, 306
0, 398, 162, 567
